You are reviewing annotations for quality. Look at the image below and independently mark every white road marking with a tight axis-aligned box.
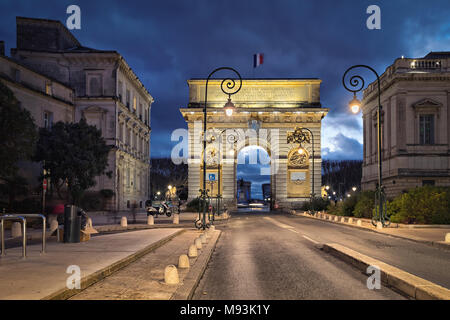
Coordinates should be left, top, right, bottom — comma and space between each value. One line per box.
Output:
302, 235, 319, 244
264, 216, 320, 244
263, 217, 294, 229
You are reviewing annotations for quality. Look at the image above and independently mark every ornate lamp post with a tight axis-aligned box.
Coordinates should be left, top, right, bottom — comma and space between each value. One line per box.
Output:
342, 65, 390, 227
287, 127, 315, 214
201, 67, 242, 230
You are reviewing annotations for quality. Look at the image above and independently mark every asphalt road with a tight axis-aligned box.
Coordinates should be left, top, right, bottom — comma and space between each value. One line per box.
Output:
193, 211, 408, 300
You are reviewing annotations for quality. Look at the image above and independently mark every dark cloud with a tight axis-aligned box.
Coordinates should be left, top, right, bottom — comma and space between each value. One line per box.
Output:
322, 133, 363, 160
1, 0, 449, 163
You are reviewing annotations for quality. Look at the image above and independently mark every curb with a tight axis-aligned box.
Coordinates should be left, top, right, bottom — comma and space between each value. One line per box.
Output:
42, 229, 185, 300
171, 229, 222, 300
322, 243, 450, 300
293, 212, 450, 251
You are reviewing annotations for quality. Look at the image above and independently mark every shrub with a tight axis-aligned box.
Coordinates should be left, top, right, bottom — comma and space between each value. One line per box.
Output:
11, 197, 41, 213
80, 191, 102, 211
100, 189, 115, 198
353, 191, 375, 218
327, 201, 344, 216
389, 186, 450, 224
387, 196, 402, 222
340, 195, 358, 216
186, 198, 201, 212
300, 197, 330, 212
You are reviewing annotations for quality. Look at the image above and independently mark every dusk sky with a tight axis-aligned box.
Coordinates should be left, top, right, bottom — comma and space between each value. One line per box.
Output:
1, 0, 450, 198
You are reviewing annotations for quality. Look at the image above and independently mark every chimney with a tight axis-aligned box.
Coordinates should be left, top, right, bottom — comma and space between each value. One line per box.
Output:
0, 41, 4, 56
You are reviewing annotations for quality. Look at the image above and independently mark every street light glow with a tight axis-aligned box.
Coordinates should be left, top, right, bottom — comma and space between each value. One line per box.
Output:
349, 93, 361, 114
224, 98, 235, 117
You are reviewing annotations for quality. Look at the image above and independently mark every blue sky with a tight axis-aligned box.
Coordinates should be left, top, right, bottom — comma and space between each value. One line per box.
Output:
1, 0, 449, 175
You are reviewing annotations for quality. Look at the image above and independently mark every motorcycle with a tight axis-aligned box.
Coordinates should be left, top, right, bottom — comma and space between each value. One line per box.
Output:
145, 199, 172, 217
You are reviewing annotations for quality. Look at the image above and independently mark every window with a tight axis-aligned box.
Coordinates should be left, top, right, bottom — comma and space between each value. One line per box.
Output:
118, 81, 123, 102
119, 123, 124, 142
133, 95, 137, 112
126, 89, 130, 108
43, 111, 53, 129
88, 75, 102, 96
419, 115, 434, 145
12, 68, 20, 82
45, 82, 52, 95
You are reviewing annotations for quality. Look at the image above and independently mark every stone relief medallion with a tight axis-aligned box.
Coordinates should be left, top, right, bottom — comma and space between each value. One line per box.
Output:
205, 146, 219, 167
288, 147, 309, 168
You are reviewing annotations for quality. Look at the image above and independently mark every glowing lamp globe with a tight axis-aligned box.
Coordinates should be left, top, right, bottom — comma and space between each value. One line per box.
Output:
349, 93, 361, 114
224, 98, 236, 117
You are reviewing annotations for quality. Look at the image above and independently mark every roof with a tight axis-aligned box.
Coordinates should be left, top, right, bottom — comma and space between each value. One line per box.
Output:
189, 77, 321, 81
423, 51, 450, 59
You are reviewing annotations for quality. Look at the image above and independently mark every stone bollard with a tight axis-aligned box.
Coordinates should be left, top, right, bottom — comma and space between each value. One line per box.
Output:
120, 216, 127, 227
11, 222, 22, 238
188, 244, 198, 258
178, 254, 190, 269
164, 265, 179, 285
194, 237, 202, 250
147, 215, 154, 225
200, 234, 207, 244
173, 213, 179, 225
348, 218, 353, 224
376, 221, 383, 230
341, 217, 345, 223
50, 219, 59, 233
357, 219, 362, 226
445, 233, 450, 243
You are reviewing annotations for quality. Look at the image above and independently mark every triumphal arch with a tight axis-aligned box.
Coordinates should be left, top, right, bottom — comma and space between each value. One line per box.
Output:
180, 78, 328, 209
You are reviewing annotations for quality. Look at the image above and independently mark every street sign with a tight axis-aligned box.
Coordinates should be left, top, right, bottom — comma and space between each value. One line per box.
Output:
208, 174, 216, 181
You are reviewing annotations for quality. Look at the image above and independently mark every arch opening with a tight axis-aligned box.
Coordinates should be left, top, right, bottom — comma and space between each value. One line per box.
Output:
236, 145, 271, 212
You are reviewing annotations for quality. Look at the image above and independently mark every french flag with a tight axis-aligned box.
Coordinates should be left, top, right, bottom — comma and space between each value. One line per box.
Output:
253, 53, 264, 68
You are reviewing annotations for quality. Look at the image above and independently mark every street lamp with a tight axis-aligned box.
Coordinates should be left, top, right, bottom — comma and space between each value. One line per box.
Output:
201, 67, 242, 230
342, 65, 390, 227
352, 186, 357, 192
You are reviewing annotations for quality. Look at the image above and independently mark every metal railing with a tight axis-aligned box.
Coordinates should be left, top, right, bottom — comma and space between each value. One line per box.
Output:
13, 214, 46, 254
0, 213, 47, 258
1, 215, 27, 258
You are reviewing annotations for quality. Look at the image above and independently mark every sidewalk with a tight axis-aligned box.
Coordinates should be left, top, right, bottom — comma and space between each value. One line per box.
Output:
292, 211, 450, 249
0, 228, 183, 299
70, 229, 221, 300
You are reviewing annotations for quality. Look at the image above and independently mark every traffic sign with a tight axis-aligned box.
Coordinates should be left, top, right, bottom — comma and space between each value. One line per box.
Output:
43, 179, 47, 191
208, 174, 216, 181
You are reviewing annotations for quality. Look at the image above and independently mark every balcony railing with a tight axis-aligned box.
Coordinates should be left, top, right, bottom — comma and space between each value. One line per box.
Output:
410, 59, 441, 70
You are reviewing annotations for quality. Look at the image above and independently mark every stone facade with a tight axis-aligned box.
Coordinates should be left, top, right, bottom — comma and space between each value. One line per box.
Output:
2, 17, 153, 211
0, 54, 75, 191
181, 79, 328, 209
361, 52, 450, 198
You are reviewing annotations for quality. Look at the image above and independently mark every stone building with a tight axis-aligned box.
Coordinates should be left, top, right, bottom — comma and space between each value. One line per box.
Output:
181, 79, 328, 209
361, 52, 450, 197
1, 17, 153, 211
